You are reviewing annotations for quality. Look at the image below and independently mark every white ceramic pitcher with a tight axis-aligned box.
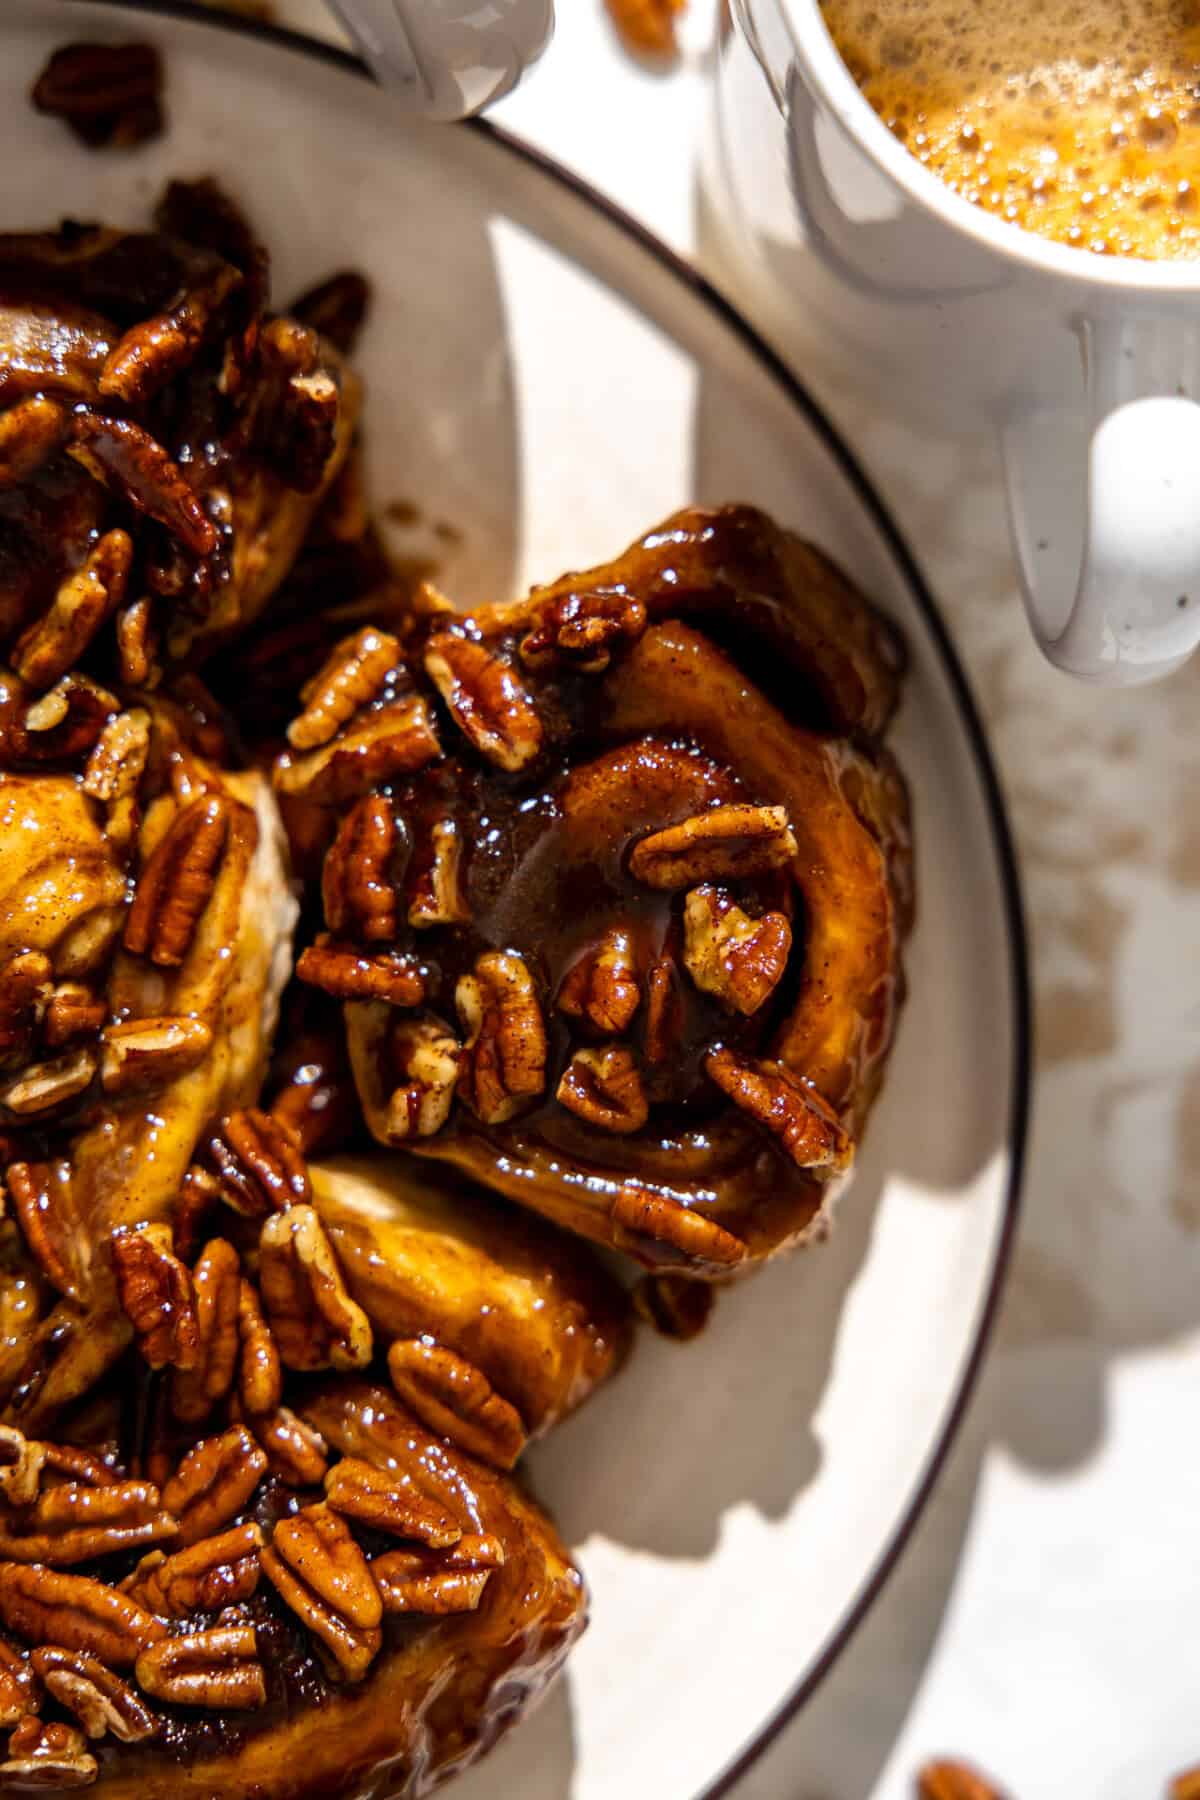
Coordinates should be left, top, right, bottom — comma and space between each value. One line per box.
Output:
327, 0, 553, 119
711, 0, 1200, 685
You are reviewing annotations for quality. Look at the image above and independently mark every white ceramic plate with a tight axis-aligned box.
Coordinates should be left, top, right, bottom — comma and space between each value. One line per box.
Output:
2, 7, 1029, 1795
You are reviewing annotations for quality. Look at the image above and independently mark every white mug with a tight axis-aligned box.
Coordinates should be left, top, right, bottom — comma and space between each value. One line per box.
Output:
710, 0, 1200, 685
326, 0, 553, 120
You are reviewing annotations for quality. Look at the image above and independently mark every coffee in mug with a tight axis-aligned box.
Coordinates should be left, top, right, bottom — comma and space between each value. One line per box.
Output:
818, 0, 1200, 259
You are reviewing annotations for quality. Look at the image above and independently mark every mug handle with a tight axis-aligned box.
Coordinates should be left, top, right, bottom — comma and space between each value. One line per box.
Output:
1001, 319, 1200, 684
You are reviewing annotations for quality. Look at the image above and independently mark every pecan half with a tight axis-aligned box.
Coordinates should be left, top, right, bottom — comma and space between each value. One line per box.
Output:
323, 793, 401, 942
258, 1206, 373, 1372
455, 950, 547, 1124
81, 709, 150, 854
99, 1016, 212, 1097
407, 818, 469, 928
2, 672, 117, 767
160, 1426, 266, 1547
208, 1109, 311, 1217
297, 941, 425, 1008
235, 1280, 282, 1417
682, 886, 792, 1016
520, 587, 647, 672
288, 629, 403, 751
273, 693, 441, 804
29, 1649, 155, 1744
382, 1015, 462, 1141
261, 1504, 381, 1683
68, 414, 215, 559
98, 262, 242, 409
0, 1566, 165, 1666
423, 630, 543, 772
610, 1185, 747, 1271
243, 1407, 327, 1487
0, 396, 69, 490
0, 1478, 176, 1566
123, 794, 236, 968
629, 803, 798, 889
371, 1534, 504, 1616
111, 1225, 199, 1373
114, 599, 159, 692
387, 1339, 527, 1469
0, 953, 52, 1071
643, 954, 683, 1066
173, 1166, 218, 1262
5, 1163, 81, 1300
255, 317, 340, 493
704, 1048, 852, 1173
122, 1522, 263, 1619
1171, 1770, 1200, 1800
324, 1456, 461, 1548
557, 1045, 648, 1133
31, 41, 163, 148
0, 1048, 96, 1119
136, 1625, 265, 1711
558, 928, 641, 1035
0, 1716, 96, 1789
13, 531, 132, 692
916, 1761, 1009, 1800
41, 986, 106, 1053
169, 1239, 240, 1424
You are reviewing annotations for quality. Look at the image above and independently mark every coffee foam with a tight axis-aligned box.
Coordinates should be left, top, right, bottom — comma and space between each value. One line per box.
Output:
819, 0, 1200, 259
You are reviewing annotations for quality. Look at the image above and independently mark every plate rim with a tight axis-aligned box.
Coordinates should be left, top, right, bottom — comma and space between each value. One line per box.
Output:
50, 4, 1034, 1788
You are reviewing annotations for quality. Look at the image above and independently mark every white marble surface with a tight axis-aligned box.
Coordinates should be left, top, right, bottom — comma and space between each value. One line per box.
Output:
229, 3, 1200, 1793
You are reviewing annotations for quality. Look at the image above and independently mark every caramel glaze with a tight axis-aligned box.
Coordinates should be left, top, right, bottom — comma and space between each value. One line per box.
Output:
84, 1384, 585, 1799
312, 1155, 632, 1467
324, 505, 912, 1277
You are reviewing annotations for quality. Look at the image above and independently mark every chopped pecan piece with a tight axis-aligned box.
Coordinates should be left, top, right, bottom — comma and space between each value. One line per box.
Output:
1172, 1771, 1200, 1800
31, 41, 163, 147
5, 1162, 81, 1300
254, 316, 340, 493
169, 1239, 240, 1424
604, 0, 685, 55
68, 414, 215, 559
0, 1716, 97, 1789
382, 1015, 462, 1140
123, 794, 238, 968
122, 1522, 263, 1619
40, 1446, 116, 1491
288, 629, 403, 751
610, 1185, 747, 1271
135, 1625, 265, 1711
0, 1430, 46, 1510
208, 1108, 311, 1217
29, 1649, 155, 1744
455, 950, 547, 1124
41, 986, 106, 1052
423, 630, 543, 772
387, 1339, 526, 1469
111, 1225, 199, 1373
172, 1165, 218, 1262
161, 1426, 267, 1547
98, 262, 242, 409
114, 598, 159, 692
258, 1205, 373, 1372
0, 1048, 95, 1119
683, 886, 792, 1016
633, 1272, 715, 1341
12, 531, 132, 692
324, 1456, 461, 1548
235, 1280, 282, 1417
243, 1406, 327, 1487
643, 954, 684, 1066
558, 928, 641, 1035
297, 940, 425, 1008
273, 693, 441, 804
704, 1048, 852, 1173
0, 953, 52, 1070
3, 672, 117, 767
916, 1762, 1009, 1800
261, 1503, 381, 1683
290, 270, 371, 355
323, 792, 401, 942
520, 587, 647, 672
371, 1534, 504, 1616
99, 1016, 212, 1097
0, 1565, 165, 1667
557, 1045, 649, 1134
81, 708, 150, 854
0, 1636, 39, 1728
0, 1478, 176, 1566
0, 396, 69, 490
629, 803, 798, 889
407, 818, 469, 928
